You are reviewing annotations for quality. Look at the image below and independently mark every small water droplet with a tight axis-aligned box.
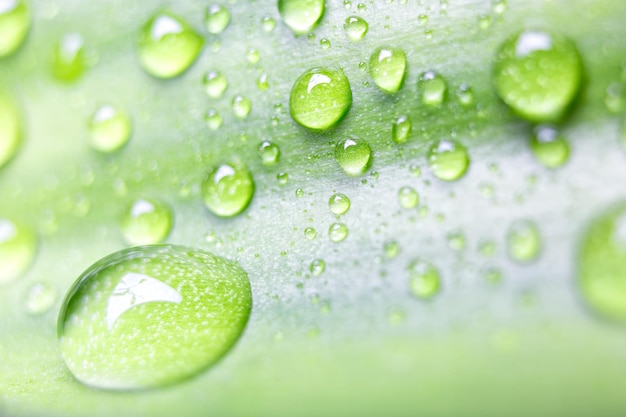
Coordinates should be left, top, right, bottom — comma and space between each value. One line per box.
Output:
418, 70, 447, 106
446, 231, 466, 251
52, 33, 87, 82
328, 222, 348, 242
343, 16, 368, 41
24, 282, 57, 315
257, 73, 270, 91
203, 71, 228, 98
295, 188, 304, 198
201, 161, 255, 217
328, 193, 350, 215
310, 258, 326, 276
276, 172, 289, 185
261, 16, 276, 32
456, 84, 474, 106
0, 0, 30, 57
278, 0, 324, 35
478, 240, 496, 257
357, 3, 366, 12
232, 95, 251, 119
478, 14, 491, 30
383, 240, 400, 259
427, 139, 470, 181
343, 0, 352, 9
483, 268, 502, 284
493, 0, 506, 14
258, 140, 280, 165
0, 92, 22, 169
398, 186, 419, 209
319, 38, 330, 49
88, 105, 132, 153
334, 137, 372, 176
369, 46, 407, 93
304, 227, 317, 240
409, 164, 421, 177
205, 4, 230, 34
392, 115, 412, 143
245, 48, 260, 64
604, 82, 625, 114
121, 198, 173, 245
417, 14, 428, 25
0, 218, 37, 284
408, 259, 440, 299
530, 125, 570, 168
506, 220, 540, 263
205, 109, 223, 130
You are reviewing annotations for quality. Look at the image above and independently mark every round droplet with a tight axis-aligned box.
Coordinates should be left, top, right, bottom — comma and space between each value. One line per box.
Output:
334, 137, 372, 176
205, 109, 223, 130
205, 4, 230, 34
329, 222, 348, 242
121, 198, 173, 245
289, 67, 352, 131
88, 105, 132, 153
493, 30, 582, 123
295, 188, 304, 198
201, 161, 255, 217
0, 92, 22, 169
579, 204, 626, 321
343, 16, 368, 41
0, 218, 37, 285
245, 48, 260, 64
604, 83, 625, 114
427, 139, 470, 181
278, 0, 324, 35
52, 33, 87, 82
304, 227, 317, 240
530, 125, 569, 168
0, 0, 30, 57
319, 38, 330, 49
24, 282, 57, 315
408, 260, 440, 300
138, 11, 204, 79
447, 231, 466, 251
203, 71, 228, 98
257, 74, 269, 91
328, 193, 350, 215
398, 186, 419, 209
418, 70, 447, 106
417, 14, 428, 25
493, 0, 506, 14
478, 15, 491, 30
392, 115, 412, 144
483, 268, 502, 284
357, 3, 366, 12
383, 240, 400, 259
369, 46, 407, 93
258, 140, 280, 165
456, 84, 474, 106
506, 220, 540, 263
261, 16, 276, 32
58, 244, 252, 389
232, 95, 251, 119
276, 172, 289, 185
310, 258, 325, 276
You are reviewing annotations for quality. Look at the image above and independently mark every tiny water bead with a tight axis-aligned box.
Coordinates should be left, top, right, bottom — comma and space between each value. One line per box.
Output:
304, 227, 317, 240
52, 33, 87, 82
246, 48, 260, 64
328, 193, 350, 215
398, 186, 419, 209
232, 95, 252, 119
205, 109, 223, 130
408, 260, 440, 300
392, 115, 412, 144
310, 258, 326, 276
530, 125, 570, 168
202, 161, 255, 217
427, 140, 470, 181
418, 71, 447, 106
58, 244, 252, 390
319, 38, 330, 49
278, 0, 324, 35
205, 4, 230, 34
369, 46, 407, 93
447, 231, 466, 251
456, 84, 474, 106
0, 92, 22, 169
276, 172, 289, 185
343, 16, 368, 41
0, 218, 37, 285
24, 282, 57, 315
138, 11, 204, 79
88, 105, 132, 153
329, 222, 348, 242
492, 30, 582, 123
258, 140, 280, 165
203, 71, 228, 99
334, 137, 372, 176
0, 0, 30, 57
289, 67, 352, 131
506, 220, 540, 263
579, 204, 626, 321
121, 198, 173, 245
261, 16, 276, 32
257, 74, 270, 91
383, 240, 400, 259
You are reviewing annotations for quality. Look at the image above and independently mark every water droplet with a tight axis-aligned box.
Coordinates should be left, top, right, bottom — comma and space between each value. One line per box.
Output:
258, 140, 280, 165
604, 82, 625, 114
408, 260, 440, 300
392, 115, 412, 143
310, 258, 326, 276
58, 244, 252, 389
530, 125, 569, 168
205, 4, 230, 34
295, 188, 304, 198
319, 38, 330, 49
278, 0, 324, 35
121, 198, 173, 245
369, 46, 407, 93
506, 220, 540, 263
304, 227, 317, 240
232, 95, 251, 119
427, 139, 470, 181
383, 240, 400, 259
478, 14, 491, 30
276, 172, 289, 185
357, 3, 366, 12
245, 48, 260, 64
579, 204, 626, 321
0, 218, 36, 284
446, 231, 465, 251
483, 268, 502, 284
343, 16, 368, 41
138, 11, 204, 79
24, 282, 57, 315
205, 109, 223, 130
334, 137, 372, 176
289, 67, 352, 130
201, 161, 255, 217
329, 222, 348, 242
493, 0, 506, 14
0, 92, 22, 169
409, 164, 421, 177
417, 14, 428, 25
456, 84, 474, 106
328, 193, 350, 215
478, 240, 496, 257
343, 0, 352, 9
88, 105, 132, 153
257, 73, 270, 91
261, 16, 276, 32
0, 0, 30, 57
418, 70, 447, 106
493, 30, 582, 123
203, 71, 228, 98
52, 33, 87, 82
398, 186, 419, 209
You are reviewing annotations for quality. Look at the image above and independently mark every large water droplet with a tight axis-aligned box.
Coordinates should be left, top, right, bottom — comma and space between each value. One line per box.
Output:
427, 139, 470, 181
328, 222, 348, 242
289, 67, 352, 130
203, 71, 228, 98
138, 11, 204, 79
88, 105, 132, 153
408, 259, 440, 299
201, 161, 255, 217
0, 0, 30, 57
418, 70, 447, 106
334, 137, 372, 176
506, 220, 540, 263
328, 193, 350, 215
493, 30, 582, 123
530, 125, 569, 168
58, 244, 252, 389
392, 115, 412, 144
369, 46, 407, 93
343, 16, 368, 41
205, 4, 230, 34
52, 33, 87, 82
278, 0, 324, 35
0, 218, 36, 284
121, 198, 173, 245
0, 91, 22, 169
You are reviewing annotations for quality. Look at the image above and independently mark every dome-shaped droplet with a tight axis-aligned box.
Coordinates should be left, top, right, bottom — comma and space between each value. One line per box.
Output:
138, 11, 204, 79
530, 125, 570, 168
201, 161, 255, 217
24, 282, 57, 315
506, 220, 540, 263
88, 105, 132, 153
205, 4, 230, 34
58, 244, 252, 389
408, 259, 440, 299
205, 109, 223, 130
289, 67, 352, 131
258, 140, 280, 165
392, 115, 412, 144
232, 95, 252, 119
328, 193, 350, 215
0, 218, 37, 284
369, 46, 407, 93
328, 222, 348, 242
121, 198, 173, 245
343, 16, 368, 41
0, 91, 22, 169
0, 0, 31, 58
278, 0, 324, 35
203, 71, 228, 99
304, 227, 317, 240
418, 70, 447, 106
398, 186, 419, 209
427, 139, 470, 181
334, 137, 372, 176
310, 258, 326, 276
52, 33, 87, 82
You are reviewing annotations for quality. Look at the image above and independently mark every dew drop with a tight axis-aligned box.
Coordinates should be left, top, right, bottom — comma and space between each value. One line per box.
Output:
0, 218, 37, 285
203, 70, 228, 99
343, 16, 368, 41
278, 0, 324, 35
530, 125, 570, 168
456, 84, 474, 106
261, 16, 276, 32
418, 70, 447, 106
506, 220, 540, 263
258, 140, 280, 165
24, 282, 57, 315
357, 3, 366, 12
310, 258, 326, 276
0, 91, 22, 169
398, 186, 419, 209
383, 240, 400, 259
205, 109, 223, 130
257, 73, 270, 91
245, 48, 260, 64
493, 0, 506, 14
232, 95, 251, 119
328, 193, 350, 215
446, 231, 466, 251
52, 33, 87, 82
369, 46, 407, 93
205, 4, 230, 34
392, 115, 412, 144
201, 161, 255, 217
334, 137, 372, 176
0, 0, 30, 57
408, 259, 440, 300
276, 172, 289, 185
304, 227, 317, 240
417, 14, 428, 25
121, 198, 173, 245
88, 105, 132, 153
427, 139, 470, 181
483, 268, 503, 285
319, 38, 330, 49
329, 222, 348, 242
